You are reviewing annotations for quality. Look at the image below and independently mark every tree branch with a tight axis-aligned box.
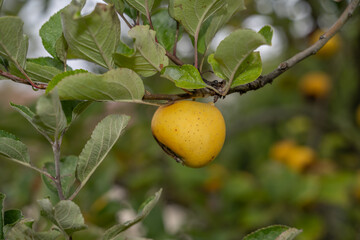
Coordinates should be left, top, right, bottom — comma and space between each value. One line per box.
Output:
0, 69, 47, 89
53, 133, 65, 200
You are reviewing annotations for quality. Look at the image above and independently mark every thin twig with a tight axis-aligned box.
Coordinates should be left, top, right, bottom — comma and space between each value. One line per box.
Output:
53, 133, 65, 200
145, 0, 154, 30
136, 11, 140, 25
165, 51, 184, 65
0, 69, 47, 89
119, 12, 134, 29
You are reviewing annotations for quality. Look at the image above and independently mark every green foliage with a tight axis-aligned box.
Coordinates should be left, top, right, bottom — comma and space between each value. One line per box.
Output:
126, 0, 154, 16
0, 132, 30, 164
48, 68, 145, 101
161, 64, 207, 89
77, 114, 130, 183
38, 199, 87, 236
197, 0, 246, 54
39, 10, 65, 59
61, 2, 120, 69
169, 0, 225, 37
46, 69, 88, 93
151, 9, 182, 52
3, 210, 23, 227
243, 225, 302, 240
4, 0, 357, 239
0, 17, 28, 69
104, 0, 125, 14
114, 25, 168, 76
209, 28, 271, 87
103, 189, 162, 240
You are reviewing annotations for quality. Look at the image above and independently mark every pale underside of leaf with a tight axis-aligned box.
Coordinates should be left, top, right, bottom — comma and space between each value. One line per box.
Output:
0, 137, 30, 163
76, 114, 130, 182
62, 3, 120, 69
52, 68, 145, 101
0, 17, 28, 69
169, 0, 225, 36
127, 25, 169, 72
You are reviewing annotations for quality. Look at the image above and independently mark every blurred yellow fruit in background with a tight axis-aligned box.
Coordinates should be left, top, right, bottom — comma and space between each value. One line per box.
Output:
151, 101, 226, 168
270, 140, 296, 163
310, 30, 341, 58
299, 72, 332, 99
286, 146, 315, 172
270, 140, 315, 172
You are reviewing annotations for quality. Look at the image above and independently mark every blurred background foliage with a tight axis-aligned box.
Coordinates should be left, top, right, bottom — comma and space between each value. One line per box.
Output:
1, 0, 360, 239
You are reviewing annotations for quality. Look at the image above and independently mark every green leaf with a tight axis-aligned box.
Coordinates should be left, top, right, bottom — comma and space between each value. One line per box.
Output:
104, 0, 125, 13
114, 25, 168, 76
0, 0, 3, 10
33, 230, 62, 240
113, 51, 158, 77
116, 41, 135, 56
61, 100, 92, 125
62, 3, 120, 69
103, 189, 162, 240
38, 199, 87, 236
231, 52, 262, 87
5, 219, 34, 240
161, 65, 207, 89
243, 225, 302, 240
213, 28, 270, 84
0, 193, 5, 240
55, 36, 68, 62
10, 103, 50, 141
207, 54, 226, 79
258, 25, 273, 45
39, 10, 64, 58
10, 91, 67, 141
169, 0, 225, 36
125, 0, 154, 16
77, 114, 130, 183
0, 130, 19, 141
42, 156, 79, 198
48, 68, 145, 101
36, 90, 67, 140
209, 52, 262, 87
0, 137, 30, 164
28, 57, 67, 71
150, 9, 182, 52
24, 59, 63, 83
0, 17, 28, 69
4, 210, 23, 227
197, 0, 245, 53
46, 69, 88, 94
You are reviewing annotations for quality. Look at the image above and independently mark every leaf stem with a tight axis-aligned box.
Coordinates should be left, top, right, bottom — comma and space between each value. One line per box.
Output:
145, 0, 154, 30
3, 157, 55, 181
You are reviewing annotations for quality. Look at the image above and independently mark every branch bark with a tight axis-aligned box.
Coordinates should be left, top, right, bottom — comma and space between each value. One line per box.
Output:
0, 69, 47, 89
